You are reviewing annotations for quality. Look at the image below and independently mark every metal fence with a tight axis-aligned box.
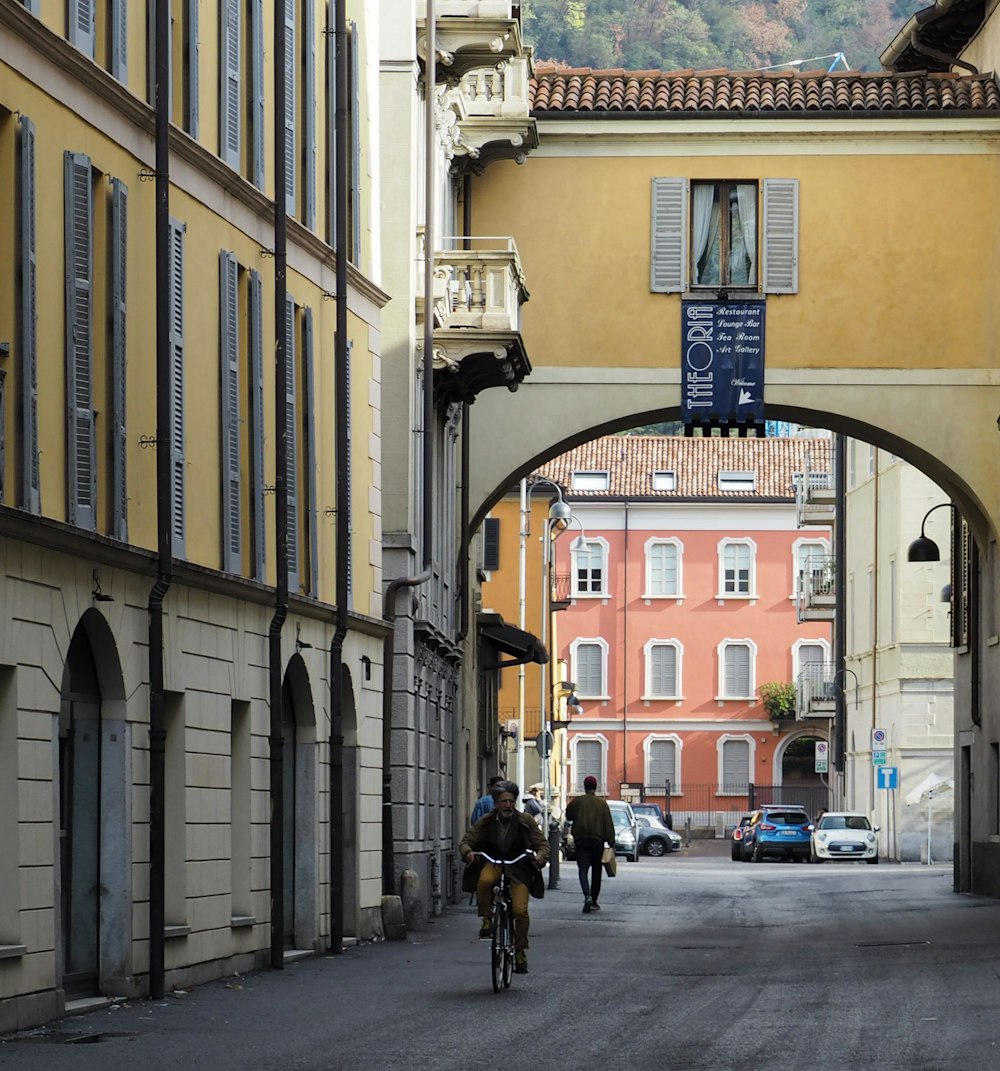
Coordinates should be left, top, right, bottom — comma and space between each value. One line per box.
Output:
637, 782, 830, 835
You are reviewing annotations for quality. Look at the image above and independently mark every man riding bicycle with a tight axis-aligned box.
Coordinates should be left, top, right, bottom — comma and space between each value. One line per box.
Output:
460, 780, 550, 974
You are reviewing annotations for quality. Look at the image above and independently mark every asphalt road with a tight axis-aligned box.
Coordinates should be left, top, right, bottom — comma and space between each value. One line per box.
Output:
3, 840, 997, 1071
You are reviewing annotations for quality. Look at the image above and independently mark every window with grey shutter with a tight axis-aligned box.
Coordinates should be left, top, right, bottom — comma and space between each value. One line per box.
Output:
64, 151, 96, 531
285, 295, 299, 590
18, 116, 40, 515
650, 177, 686, 293
722, 738, 750, 792
251, 0, 265, 187
723, 643, 751, 698
0, 368, 5, 500
574, 739, 602, 793
220, 0, 241, 168
186, 0, 200, 136
169, 218, 186, 557
482, 517, 499, 571
649, 644, 677, 697
220, 251, 241, 571
111, 179, 128, 541
303, 0, 316, 230
325, 0, 337, 246
69, 0, 96, 58
345, 338, 353, 605
348, 20, 360, 261
111, 0, 127, 82
302, 307, 318, 596
21, 1, 41, 13
648, 542, 678, 596
284, 0, 297, 216
575, 642, 603, 697
248, 269, 265, 579
762, 178, 798, 294
648, 740, 676, 791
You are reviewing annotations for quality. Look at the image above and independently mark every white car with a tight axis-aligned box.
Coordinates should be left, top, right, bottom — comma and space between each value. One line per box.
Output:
810, 811, 880, 864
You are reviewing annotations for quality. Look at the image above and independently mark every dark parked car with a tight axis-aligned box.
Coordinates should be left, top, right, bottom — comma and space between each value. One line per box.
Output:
608, 800, 640, 862
636, 815, 682, 857
730, 813, 753, 861
743, 805, 813, 862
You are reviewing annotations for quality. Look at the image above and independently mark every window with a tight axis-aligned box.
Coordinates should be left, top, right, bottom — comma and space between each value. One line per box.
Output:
573, 537, 608, 597
650, 177, 798, 294
719, 736, 751, 793
282, 0, 296, 216
651, 470, 676, 491
718, 470, 756, 492
573, 737, 605, 793
169, 218, 186, 556
284, 295, 299, 590
481, 517, 500, 572
248, 270, 266, 579
645, 641, 682, 699
219, 0, 242, 169
719, 538, 755, 598
572, 639, 607, 698
646, 737, 679, 793
645, 538, 681, 598
17, 115, 40, 514
571, 470, 609, 491
219, 251, 242, 572
793, 538, 830, 598
301, 307, 320, 596
325, 6, 360, 256
146, 0, 199, 134
719, 640, 755, 699
793, 640, 828, 682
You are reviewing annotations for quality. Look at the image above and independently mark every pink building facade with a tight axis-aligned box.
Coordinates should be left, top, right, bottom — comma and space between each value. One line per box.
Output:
539, 436, 832, 826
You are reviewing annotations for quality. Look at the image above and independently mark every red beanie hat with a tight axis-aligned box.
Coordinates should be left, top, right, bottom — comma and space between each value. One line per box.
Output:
584, 775, 598, 790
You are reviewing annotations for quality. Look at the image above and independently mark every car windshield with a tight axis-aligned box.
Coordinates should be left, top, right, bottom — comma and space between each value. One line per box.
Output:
609, 809, 631, 829
766, 811, 809, 826
818, 815, 871, 831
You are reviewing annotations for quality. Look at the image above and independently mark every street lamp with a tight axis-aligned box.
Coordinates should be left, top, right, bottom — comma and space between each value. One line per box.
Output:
907, 502, 955, 562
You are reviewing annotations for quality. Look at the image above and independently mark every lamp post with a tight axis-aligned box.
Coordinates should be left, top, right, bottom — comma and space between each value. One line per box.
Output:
907, 501, 955, 562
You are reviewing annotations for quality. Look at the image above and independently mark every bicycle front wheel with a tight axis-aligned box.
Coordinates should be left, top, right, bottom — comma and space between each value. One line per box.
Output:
501, 905, 514, 988
490, 910, 505, 993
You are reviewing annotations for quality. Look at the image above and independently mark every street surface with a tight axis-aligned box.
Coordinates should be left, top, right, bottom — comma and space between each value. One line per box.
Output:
3, 840, 997, 1071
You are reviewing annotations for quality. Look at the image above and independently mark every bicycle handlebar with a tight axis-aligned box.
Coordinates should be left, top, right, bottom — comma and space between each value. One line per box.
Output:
473, 851, 532, 866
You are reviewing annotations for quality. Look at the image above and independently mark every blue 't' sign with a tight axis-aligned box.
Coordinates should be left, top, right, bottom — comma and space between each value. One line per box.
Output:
681, 301, 765, 432
877, 766, 899, 791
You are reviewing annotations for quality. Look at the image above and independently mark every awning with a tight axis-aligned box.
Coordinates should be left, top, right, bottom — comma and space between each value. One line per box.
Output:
480, 621, 548, 670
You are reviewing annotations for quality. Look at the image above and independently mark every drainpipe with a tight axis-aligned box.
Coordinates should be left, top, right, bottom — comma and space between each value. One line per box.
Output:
833, 434, 846, 797
622, 500, 629, 788
147, 0, 172, 1002
269, 0, 291, 970
328, 0, 349, 955
871, 451, 879, 817
457, 400, 471, 642
381, 0, 436, 895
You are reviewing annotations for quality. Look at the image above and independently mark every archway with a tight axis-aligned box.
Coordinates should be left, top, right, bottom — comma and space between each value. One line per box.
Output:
57, 610, 128, 998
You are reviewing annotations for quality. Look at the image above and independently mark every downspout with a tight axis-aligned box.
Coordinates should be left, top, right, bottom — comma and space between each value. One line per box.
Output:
147, 0, 172, 1002
833, 434, 847, 797
269, 0, 290, 970
871, 451, 879, 816
328, 0, 350, 956
907, 29, 980, 74
381, 0, 436, 894
622, 500, 629, 787
457, 400, 471, 642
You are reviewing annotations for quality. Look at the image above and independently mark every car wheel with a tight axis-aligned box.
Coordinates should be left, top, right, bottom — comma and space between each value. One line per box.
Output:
810, 846, 823, 864
731, 841, 741, 861
866, 855, 879, 865
753, 842, 764, 863
646, 838, 666, 858
630, 846, 640, 863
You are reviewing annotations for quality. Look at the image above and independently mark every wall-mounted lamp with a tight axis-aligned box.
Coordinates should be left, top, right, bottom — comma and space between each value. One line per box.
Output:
295, 624, 312, 651
907, 502, 955, 563
91, 570, 114, 603
940, 583, 953, 604
360, 654, 372, 681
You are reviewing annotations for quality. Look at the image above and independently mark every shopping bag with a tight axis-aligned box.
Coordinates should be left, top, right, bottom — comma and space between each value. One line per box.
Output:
602, 844, 617, 877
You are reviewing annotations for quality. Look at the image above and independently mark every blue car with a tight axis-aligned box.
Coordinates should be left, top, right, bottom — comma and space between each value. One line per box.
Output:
743, 805, 813, 862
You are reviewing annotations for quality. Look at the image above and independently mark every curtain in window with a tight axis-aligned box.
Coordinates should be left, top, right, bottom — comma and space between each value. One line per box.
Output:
735, 184, 756, 284
692, 185, 718, 285
649, 543, 677, 596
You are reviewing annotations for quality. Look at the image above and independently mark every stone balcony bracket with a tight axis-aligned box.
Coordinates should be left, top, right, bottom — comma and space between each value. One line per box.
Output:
417, 16, 525, 83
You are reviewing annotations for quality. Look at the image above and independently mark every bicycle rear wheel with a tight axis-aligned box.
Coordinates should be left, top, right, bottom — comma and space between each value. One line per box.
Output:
501, 904, 514, 988
490, 907, 505, 992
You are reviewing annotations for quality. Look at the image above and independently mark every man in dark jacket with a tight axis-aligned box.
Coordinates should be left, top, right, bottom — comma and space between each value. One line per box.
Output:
564, 775, 615, 913
460, 780, 550, 974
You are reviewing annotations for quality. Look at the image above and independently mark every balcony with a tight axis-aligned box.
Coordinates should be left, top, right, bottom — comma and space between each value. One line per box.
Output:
445, 56, 538, 173
417, 2, 525, 82
796, 555, 836, 623
550, 572, 571, 611
417, 234, 531, 408
796, 662, 838, 720
794, 450, 836, 527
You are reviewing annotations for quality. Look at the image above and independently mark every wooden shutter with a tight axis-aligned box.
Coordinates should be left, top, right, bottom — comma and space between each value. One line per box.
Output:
326, 0, 337, 245
650, 177, 687, 293
169, 218, 186, 556
648, 740, 676, 789
220, 0, 241, 168
724, 644, 750, 697
345, 338, 353, 605
285, 294, 299, 590
111, 179, 128, 541
220, 251, 241, 571
762, 178, 798, 294
248, 269, 266, 579
575, 740, 602, 793
251, 0, 265, 187
18, 117, 40, 514
303, 0, 317, 230
302, 307, 319, 596
348, 20, 360, 260
64, 152, 96, 531
111, 0, 127, 82
186, 0, 200, 136
69, 0, 96, 57
284, 0, 297, 216
650, 645, 676, 697
722, 739, 750, 790
576, 643, 602, 696
482, 517, 500, 571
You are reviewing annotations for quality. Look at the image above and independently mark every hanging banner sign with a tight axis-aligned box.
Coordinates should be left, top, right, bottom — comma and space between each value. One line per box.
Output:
681, 301, 765, 432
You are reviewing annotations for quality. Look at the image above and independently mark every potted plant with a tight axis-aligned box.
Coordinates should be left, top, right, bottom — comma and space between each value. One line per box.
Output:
759, 680, 796, 721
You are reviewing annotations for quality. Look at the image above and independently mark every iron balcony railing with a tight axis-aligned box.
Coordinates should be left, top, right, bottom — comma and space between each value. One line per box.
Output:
796, 661, 838, 719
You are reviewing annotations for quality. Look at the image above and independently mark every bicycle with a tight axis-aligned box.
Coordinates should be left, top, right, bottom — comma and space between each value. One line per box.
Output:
475, 851, 531, 992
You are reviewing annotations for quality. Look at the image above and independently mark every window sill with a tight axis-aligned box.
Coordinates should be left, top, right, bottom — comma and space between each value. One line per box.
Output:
716, 594, 756, 602
231, 915, 257, 929
641, 695, 683, 703
0, 944, 26, 960
572, 592, 610, 600
164, 924, 191, 940
715, 696, 754, 703
643, 595, 684, 603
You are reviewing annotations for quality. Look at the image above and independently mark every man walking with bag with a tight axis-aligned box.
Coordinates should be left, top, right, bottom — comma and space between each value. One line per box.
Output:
564, 775, 615, 914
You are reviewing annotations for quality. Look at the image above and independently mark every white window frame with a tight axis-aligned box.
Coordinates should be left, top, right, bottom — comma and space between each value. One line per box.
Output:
571, 734, 608, 794
571, 470, 609, 492
570, 637, 609, 700
643, 639, 683, 701
651, 470, 676, 491
792, 638, 830, 681
717, 638, 756, 701
716, 733, 756, 793
717, 537, 756, 600
791, 536, 831, 599
572, 536, 610, 598
718, 470, 756, 492
644, 536, 683, 600
644, 734, 682, 794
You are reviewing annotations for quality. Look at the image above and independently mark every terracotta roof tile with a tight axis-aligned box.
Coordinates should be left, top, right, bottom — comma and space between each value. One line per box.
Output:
530, 65, 1000, 115
535, 435, 832, 502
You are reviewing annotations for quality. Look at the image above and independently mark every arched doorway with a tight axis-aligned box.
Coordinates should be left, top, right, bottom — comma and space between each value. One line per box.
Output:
774, 730, 829, 820
58, 610, 128, 999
